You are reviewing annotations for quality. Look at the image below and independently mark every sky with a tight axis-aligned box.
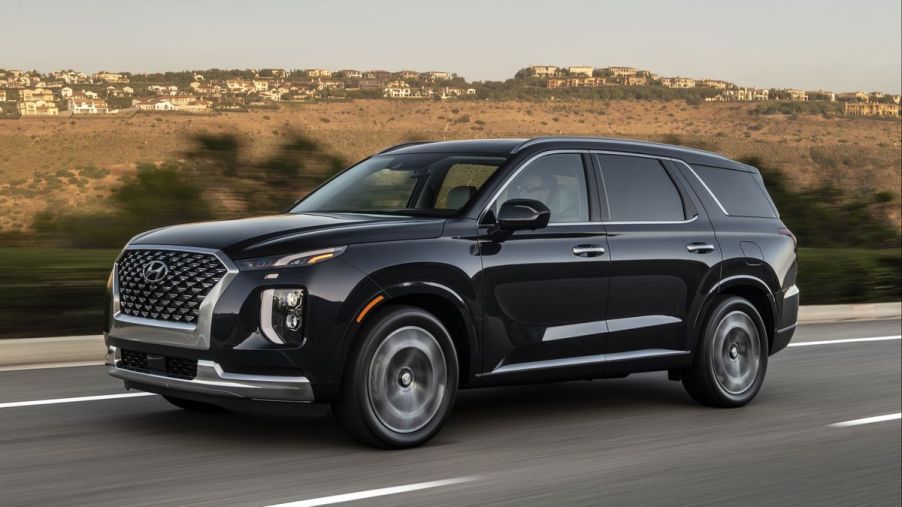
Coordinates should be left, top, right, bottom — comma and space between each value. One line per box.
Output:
2, 0, 900, 93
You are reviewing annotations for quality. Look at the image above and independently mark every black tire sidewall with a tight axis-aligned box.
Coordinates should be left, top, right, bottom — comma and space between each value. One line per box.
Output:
342, 305, 459, 448
699, 296, 770, 406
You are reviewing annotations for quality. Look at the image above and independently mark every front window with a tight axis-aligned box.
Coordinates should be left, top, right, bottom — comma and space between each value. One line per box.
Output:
292, 153, 507, 216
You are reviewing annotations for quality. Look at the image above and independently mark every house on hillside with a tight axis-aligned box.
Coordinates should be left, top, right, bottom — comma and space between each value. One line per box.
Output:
606, 67, 639, 77
837, 91, 870, 102
18, 100, 59, 116
338, 69, 363, 79
60, 87, 73, 98
21, 88, 54, 102
365, 70, 391, 80
69, 97, 109, 114
786, 89, 808, 101
621, 75, 648, 86
661, 77, 696, 88
422, 71, 451, 81
306, 69, 332, 78
843, 102, 899, 117
0, 90, 6, 102
94, 72, 128, 83
528, 65, 559, 78
700, 79, 732, 90
134, 98, 175, 111
384, 81, 412, 98
566, 66, 594, 77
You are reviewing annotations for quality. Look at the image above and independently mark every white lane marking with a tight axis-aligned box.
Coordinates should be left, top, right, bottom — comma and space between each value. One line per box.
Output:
789, 335, 901, 347
0, 361, 104, 372
829, 413, 901, 428
265, 477, 479, 507
0, 392, 156, 409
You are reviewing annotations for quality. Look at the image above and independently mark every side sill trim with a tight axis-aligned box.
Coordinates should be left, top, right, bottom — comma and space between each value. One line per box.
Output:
480, 349, 690, 376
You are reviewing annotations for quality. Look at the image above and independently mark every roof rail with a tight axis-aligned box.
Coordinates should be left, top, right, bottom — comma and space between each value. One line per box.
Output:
512, 136, 730, 160
377, 141, 434, 154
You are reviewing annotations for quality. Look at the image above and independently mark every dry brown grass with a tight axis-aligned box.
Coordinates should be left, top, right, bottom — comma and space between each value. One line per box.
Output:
1, 99, 900, 232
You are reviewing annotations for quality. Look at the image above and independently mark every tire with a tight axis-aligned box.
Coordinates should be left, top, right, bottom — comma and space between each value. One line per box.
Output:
163, 395, 226, 412
682, 296, 769, 407
333, 305, 459, 448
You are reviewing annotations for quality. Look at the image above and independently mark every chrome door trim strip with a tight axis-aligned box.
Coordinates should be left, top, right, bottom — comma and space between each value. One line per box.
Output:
483, 348, 690, 376
108, 244, 240, 350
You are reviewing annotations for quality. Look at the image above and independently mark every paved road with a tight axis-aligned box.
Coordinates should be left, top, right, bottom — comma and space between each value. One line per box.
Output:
1, 320, 899, 506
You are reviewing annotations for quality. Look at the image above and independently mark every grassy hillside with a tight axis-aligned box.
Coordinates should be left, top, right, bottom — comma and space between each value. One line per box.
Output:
1, 100, 900, 234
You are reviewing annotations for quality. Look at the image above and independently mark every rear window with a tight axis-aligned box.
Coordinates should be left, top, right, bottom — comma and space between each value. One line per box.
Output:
596, 154, 685, 222
692, 164, 777, 218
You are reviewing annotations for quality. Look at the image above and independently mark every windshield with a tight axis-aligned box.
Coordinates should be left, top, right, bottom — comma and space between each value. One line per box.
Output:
291, 153, 508, 216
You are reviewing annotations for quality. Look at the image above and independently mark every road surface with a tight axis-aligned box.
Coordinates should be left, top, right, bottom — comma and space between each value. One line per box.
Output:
1, 319, 899, 506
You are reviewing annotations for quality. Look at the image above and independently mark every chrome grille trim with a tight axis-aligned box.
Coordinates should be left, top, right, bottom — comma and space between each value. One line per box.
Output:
117, 249, 227, 324
109, 244, 239, 350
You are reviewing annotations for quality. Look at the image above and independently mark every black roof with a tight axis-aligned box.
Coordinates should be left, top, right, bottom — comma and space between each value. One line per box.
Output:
383, 136, 752, 171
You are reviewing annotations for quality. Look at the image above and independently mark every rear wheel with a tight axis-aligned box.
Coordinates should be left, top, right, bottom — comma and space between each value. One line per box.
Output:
333, 305, 458, 448
682, 296, 769, 407
163, 395, 225, 412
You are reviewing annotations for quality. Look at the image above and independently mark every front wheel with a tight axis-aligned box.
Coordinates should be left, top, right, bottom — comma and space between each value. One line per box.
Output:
333, 305, 459, 448
682, 296, 769, 407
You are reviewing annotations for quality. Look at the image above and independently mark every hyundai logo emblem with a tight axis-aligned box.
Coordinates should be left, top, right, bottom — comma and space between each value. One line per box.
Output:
142, 260, 169, 284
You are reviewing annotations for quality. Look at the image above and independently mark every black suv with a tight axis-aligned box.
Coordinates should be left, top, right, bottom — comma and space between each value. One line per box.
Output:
105, 137, 799, 448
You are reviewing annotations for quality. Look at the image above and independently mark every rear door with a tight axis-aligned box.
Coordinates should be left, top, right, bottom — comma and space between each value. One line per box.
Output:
594, 153, 721, 363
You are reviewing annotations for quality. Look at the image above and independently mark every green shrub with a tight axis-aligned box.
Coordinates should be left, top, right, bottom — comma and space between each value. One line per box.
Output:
798, 248, 901, 304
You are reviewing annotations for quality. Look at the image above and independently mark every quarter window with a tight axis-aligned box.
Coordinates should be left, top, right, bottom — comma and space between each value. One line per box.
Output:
596, 154, 685, 222
691, 164, 777, 218
493, 153, 589, 223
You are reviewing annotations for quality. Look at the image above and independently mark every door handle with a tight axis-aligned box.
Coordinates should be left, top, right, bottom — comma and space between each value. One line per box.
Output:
687, 243, 715, 254
572, 244, 605, 257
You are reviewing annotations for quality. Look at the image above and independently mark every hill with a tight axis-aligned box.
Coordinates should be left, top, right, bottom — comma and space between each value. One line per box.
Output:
0, 99, 899, 233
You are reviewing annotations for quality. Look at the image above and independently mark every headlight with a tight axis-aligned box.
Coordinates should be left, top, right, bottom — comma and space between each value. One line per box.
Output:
237, 246, 347, 271
260, 288, 305, 344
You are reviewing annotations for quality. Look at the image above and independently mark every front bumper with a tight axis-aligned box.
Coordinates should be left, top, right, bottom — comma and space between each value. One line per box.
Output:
105, 346, 315, 402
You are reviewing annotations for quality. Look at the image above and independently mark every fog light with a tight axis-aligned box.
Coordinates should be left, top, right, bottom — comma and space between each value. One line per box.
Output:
260, 288, 305, 344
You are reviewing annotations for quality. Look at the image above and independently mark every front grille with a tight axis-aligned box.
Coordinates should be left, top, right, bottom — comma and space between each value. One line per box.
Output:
119, 349, 198, 380
117, 249, 228, 324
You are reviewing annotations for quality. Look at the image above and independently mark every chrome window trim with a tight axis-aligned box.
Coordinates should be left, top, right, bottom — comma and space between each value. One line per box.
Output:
482, 148, 730, 227
674, 159, 731, 216
478, 149, 592, 226
109, 244, 239, 350
512, 136, 731, 161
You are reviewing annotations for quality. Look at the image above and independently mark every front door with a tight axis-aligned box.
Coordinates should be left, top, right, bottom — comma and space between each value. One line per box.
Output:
478, 152, 611, 376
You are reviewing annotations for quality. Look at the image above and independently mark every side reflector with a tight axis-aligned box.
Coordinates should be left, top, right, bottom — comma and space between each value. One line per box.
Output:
356, 295, 385, 323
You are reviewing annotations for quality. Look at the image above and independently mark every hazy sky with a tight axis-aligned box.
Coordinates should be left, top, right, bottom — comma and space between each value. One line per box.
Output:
2, 0, 900, 93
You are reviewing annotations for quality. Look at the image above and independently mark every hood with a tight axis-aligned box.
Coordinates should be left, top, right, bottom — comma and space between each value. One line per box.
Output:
130, 213, 445, 259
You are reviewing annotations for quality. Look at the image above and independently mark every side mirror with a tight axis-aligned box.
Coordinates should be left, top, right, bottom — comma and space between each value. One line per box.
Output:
496, 199, 550, 231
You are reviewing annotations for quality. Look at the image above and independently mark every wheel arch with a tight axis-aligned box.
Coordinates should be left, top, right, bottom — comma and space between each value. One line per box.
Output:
339, 281, 479, 389
697, 275, 777, 353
